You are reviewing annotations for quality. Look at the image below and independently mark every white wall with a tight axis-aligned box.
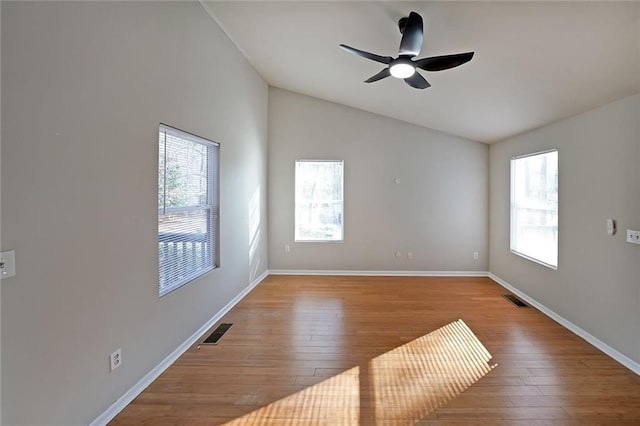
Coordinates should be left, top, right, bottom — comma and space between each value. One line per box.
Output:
269, 88, 488, 272
1, 2, 268, 425
489, 94, 640, 365
0, 2, 3, 420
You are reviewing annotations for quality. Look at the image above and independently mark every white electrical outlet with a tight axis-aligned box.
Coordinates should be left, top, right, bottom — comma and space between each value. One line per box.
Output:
0, 250, 16, 279
626, 229, 640, 245
110, 348, 122, 371
407, 252, 413, 260
284, 244, 291, 253
473, 252, 479, 260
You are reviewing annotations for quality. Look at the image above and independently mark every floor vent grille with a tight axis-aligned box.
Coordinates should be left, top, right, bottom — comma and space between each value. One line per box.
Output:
202, 323, 232, 345
503, 294, 529, 307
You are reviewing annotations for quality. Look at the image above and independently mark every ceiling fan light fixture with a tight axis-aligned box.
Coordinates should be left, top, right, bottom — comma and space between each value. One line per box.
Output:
389, 62, 415, 79
340, 11, 473, 89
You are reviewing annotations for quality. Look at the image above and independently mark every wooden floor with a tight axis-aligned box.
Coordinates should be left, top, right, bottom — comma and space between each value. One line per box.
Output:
111, 276, 640, 425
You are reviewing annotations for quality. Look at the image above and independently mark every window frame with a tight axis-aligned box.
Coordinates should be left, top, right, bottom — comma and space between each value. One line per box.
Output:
510, 149, 558, 270
158, 123, 219, 297
294, 159, 344, 243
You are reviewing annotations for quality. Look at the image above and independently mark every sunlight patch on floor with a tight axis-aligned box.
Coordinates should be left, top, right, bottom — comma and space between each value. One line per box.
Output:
224, 319, 495, 425
225, 366, 360, 425
370, 319, 496, 423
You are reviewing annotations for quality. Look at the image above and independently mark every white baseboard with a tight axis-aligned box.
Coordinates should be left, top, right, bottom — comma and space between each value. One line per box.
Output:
269, 269, 489, 277
489, 273, 640, 376
90, 270, 269, 426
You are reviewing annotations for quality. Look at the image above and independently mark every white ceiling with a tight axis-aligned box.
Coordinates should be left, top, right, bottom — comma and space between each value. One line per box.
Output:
204, 1, 640, 143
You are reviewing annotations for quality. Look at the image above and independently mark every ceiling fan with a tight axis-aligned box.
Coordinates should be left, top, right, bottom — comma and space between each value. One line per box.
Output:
339, 11, 474, 89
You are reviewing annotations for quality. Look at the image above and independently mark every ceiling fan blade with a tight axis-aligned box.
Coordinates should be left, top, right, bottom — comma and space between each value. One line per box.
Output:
404, 72, 431, 89
364, 68, 391, 83
339, 44, 393, 65
398, 11, 423, 57
415, 52, 474, 71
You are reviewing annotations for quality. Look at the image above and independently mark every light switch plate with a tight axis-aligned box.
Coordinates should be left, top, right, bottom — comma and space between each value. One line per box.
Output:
1, 250, 16, 279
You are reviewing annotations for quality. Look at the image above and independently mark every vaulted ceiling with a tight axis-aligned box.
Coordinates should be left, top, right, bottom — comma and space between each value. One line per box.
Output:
204, 1, 640, 143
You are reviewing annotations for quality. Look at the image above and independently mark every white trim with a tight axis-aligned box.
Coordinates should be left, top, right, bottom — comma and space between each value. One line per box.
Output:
269, 269, 489, 277
90, 270, 269, 426
489, 273, 640, 376
510, 249, 558, 271
511, 147, 558, 160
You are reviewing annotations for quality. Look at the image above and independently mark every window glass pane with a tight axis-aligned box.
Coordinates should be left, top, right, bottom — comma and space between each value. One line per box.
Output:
159, 133, 210, 209
295, 160, 344, 241
511, 150, 558, 268
159, 209, 213, 291
158, 124, 218, 296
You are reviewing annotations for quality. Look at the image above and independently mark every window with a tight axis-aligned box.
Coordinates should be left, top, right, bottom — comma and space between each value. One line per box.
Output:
158, 124, 219, 296
511, 149, 558, 269
295, 160, 344, 242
